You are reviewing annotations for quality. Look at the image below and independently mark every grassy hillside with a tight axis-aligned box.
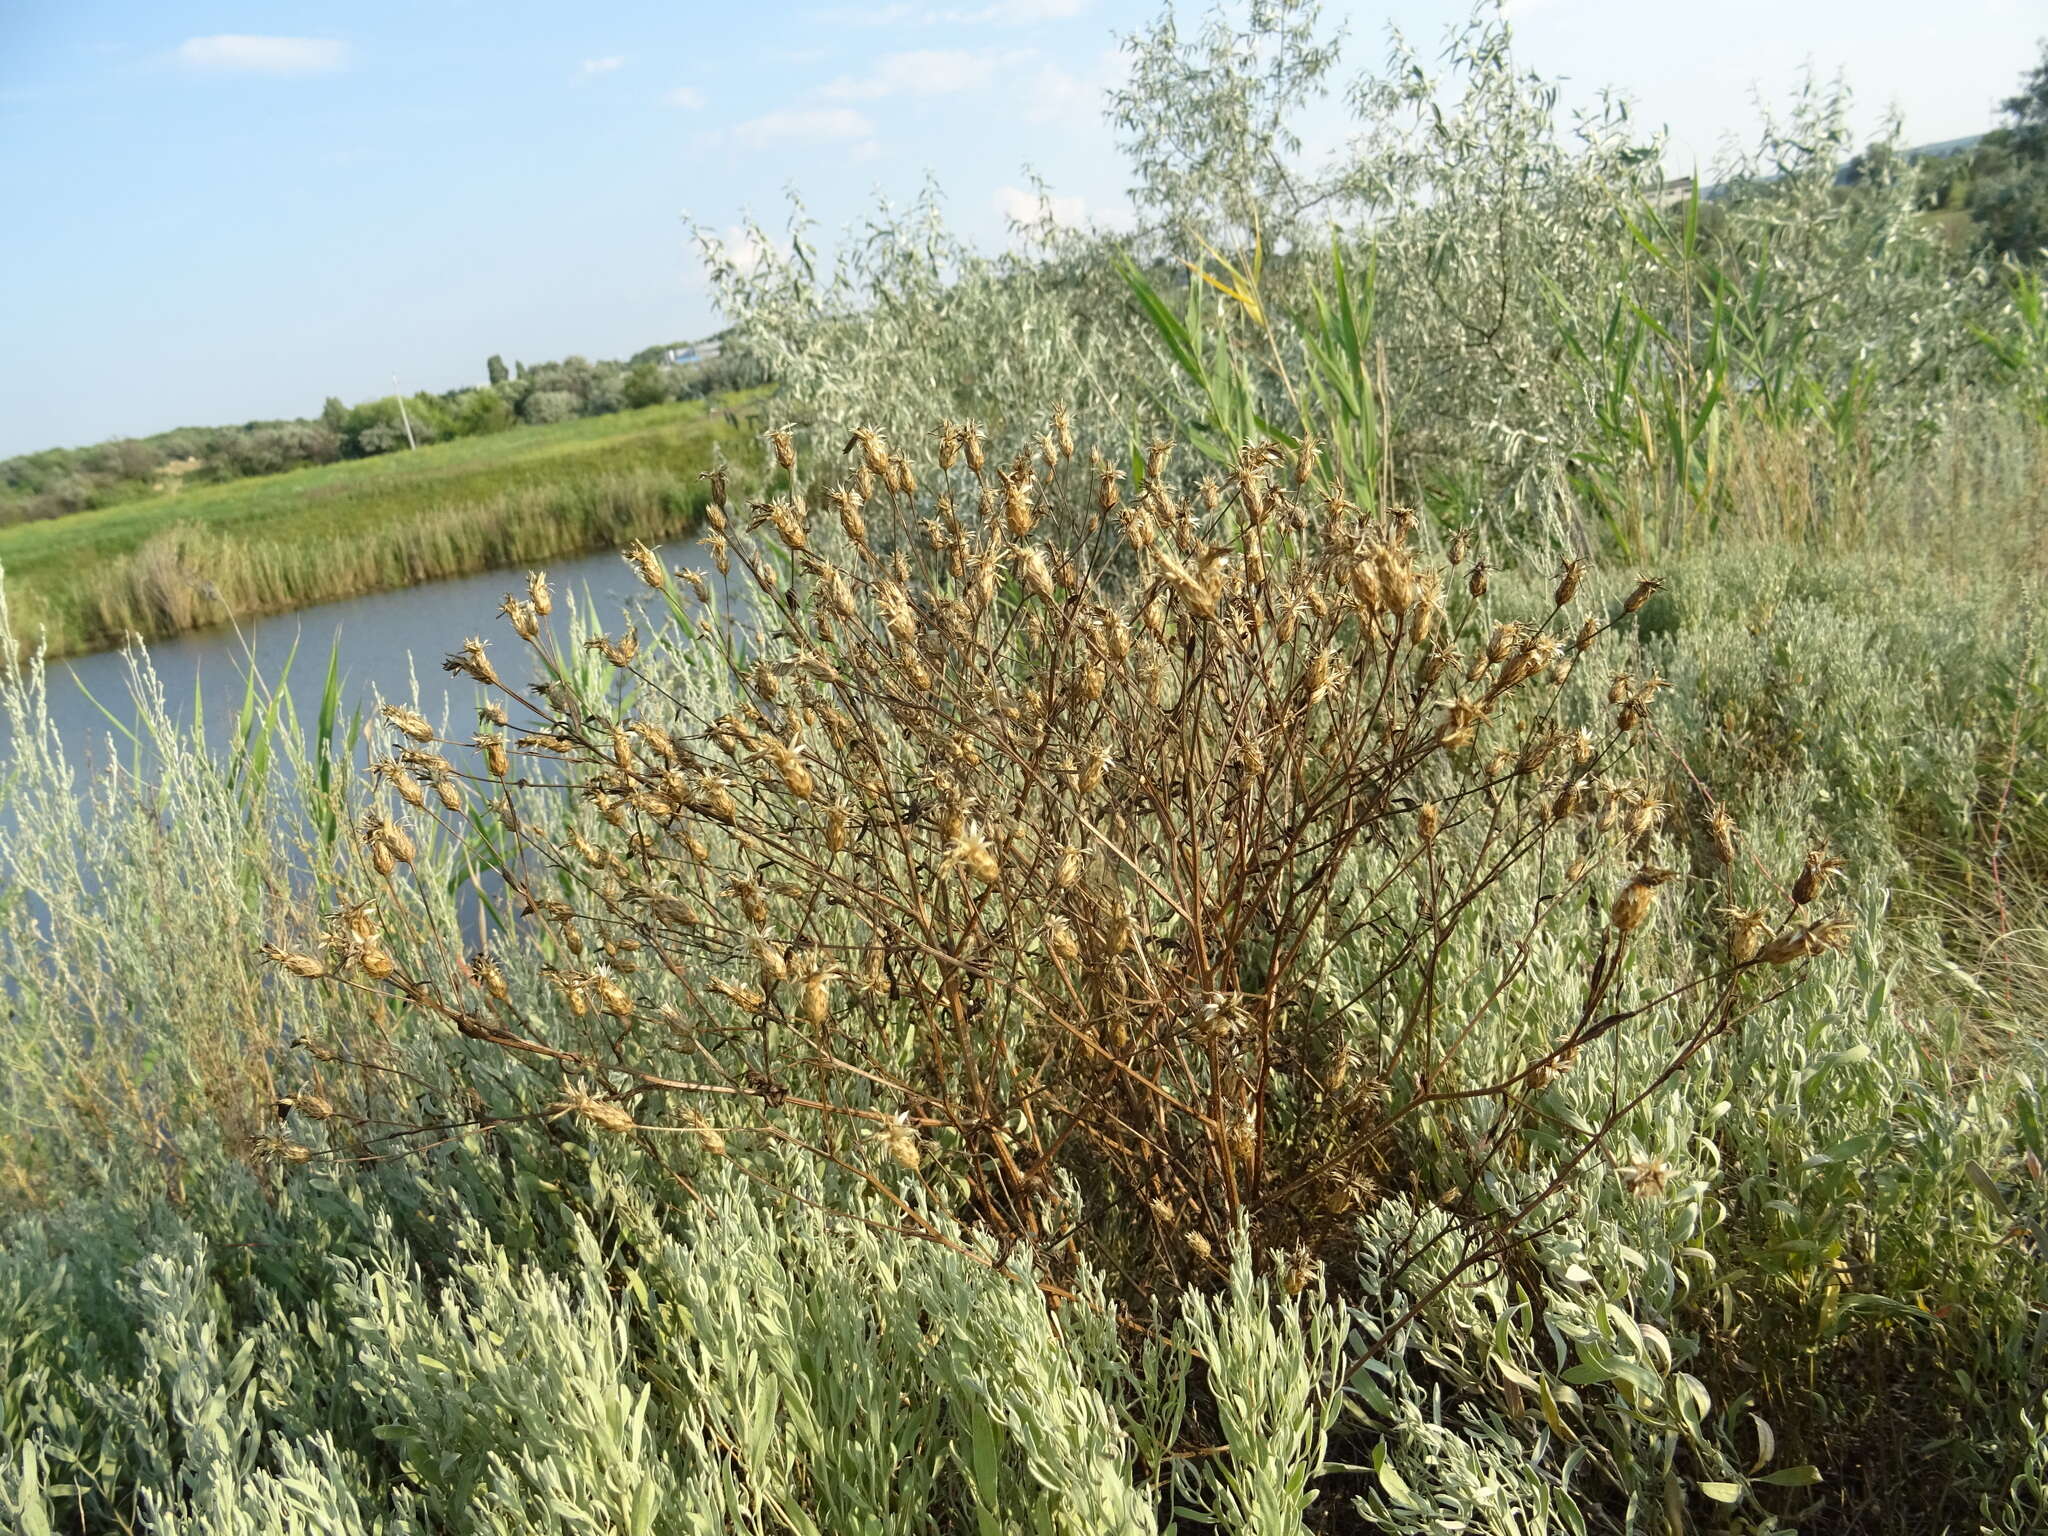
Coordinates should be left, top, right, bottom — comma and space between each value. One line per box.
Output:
0, 394, 761, 659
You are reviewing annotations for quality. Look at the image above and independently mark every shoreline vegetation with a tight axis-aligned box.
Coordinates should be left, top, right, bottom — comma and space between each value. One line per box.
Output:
0, 394, 759, 662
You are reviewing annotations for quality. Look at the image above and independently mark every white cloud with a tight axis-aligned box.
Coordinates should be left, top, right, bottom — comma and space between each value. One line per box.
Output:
1021, 60, 1095, 123
996, 184, 1086, 228
665, 85, 705, 109
574, 56, 625, 84
947, 0, 1084, 20
731, 106, 877, 149
174, 36, 349, 76
823, 48, 1015, 100
816, 0, 1084, 23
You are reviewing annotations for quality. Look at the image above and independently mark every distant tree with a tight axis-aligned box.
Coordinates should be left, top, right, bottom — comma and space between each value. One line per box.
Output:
454, 387, 516, 436
1976, 42, 2048, 258
622, 361, 671, 410
520, 390, 577, 426
321, 396, 347, 431
1844, 140, 1900, 188
487, 354, 509, 387
1999, 41, 2048, 162
584, 367, 628, 416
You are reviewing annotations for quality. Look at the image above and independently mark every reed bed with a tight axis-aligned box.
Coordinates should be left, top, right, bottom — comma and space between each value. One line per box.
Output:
0, 398, 754, 660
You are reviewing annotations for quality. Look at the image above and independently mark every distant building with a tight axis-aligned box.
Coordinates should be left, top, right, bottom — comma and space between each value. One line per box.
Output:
667, 337, 724, 368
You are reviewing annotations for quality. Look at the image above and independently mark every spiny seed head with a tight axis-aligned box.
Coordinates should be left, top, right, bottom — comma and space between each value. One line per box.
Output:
1623, 576, 1663, 615
1468, 560, 1489, 599
527, 570, 553, 616
1417, 802, 1440, 844
769, 425, 796, 471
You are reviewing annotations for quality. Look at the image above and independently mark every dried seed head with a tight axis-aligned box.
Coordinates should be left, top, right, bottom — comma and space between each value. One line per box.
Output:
682, 1108, 727, 1156
1623, 576, 1663, 615
527, 570, 553, 616
1759, 914, 1854, 965
1554, 559, 1586, 607
469, 951, 511, 1001
262, 943, 328, 980
1622, 1153, 1674, 1198
1293, 432, 1318, 487
769, 425, 796, 471
1792, 845, 1844, 907
1720, 907, 1771, 964
1468, 560, 1489, 599
278, 1091, 335, 1122
381, 705, 434, 743
624, 541, 666, 590
1417, 802, 1440, 845
1610, 866, 1677, 932
1707, 805, 1738, 866
873, 1112, 923, 1172
942, 824, 1000, 885
555, 1086, 636, 1135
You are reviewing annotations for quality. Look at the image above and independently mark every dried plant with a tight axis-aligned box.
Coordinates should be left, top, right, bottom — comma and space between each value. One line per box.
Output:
278, 418, 1838, 1298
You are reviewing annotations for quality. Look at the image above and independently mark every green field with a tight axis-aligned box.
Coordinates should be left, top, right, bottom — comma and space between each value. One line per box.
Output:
0, 396, 759, 659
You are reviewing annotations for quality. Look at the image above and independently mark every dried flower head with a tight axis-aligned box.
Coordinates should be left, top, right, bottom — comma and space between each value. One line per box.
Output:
1611, 866, 1677, 932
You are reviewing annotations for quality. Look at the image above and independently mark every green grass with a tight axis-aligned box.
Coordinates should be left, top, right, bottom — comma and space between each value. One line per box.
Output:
0, 395, 762, 659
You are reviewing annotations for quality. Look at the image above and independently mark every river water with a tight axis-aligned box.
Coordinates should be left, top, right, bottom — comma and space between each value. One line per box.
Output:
1, 532, 731, 773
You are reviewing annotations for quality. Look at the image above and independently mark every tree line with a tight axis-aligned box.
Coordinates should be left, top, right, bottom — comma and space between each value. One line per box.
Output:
0, 339, 762, 529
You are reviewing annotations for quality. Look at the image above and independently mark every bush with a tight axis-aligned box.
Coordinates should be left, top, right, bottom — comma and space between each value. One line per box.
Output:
285, 420, 1843, 1312
520, 389, 578, 426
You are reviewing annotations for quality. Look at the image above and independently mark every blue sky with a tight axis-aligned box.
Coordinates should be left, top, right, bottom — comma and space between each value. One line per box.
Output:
0, 0, 2037, 458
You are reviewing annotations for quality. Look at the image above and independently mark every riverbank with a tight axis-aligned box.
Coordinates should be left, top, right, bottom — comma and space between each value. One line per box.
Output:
0, 394, 761, 661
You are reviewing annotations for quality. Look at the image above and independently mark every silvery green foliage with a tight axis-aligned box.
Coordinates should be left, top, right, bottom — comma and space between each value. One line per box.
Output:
695, 188, 1141, 451
1173, 1240, 1346, 1531
703, 3, 2000, 534
1107, 0, 1344, 253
